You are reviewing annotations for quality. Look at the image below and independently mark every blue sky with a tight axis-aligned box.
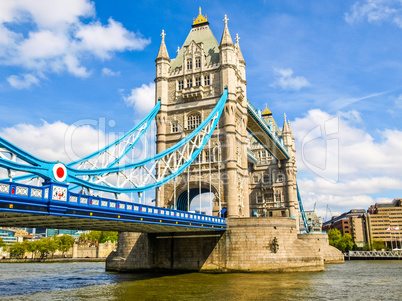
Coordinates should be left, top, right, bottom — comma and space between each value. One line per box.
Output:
1, 0, 402, 219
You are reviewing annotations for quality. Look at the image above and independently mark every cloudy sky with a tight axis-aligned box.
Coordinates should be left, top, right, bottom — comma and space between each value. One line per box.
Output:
1, 0, 401, 219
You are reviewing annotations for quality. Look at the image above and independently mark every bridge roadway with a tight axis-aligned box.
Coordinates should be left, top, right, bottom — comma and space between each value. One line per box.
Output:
0, 181, 226, 233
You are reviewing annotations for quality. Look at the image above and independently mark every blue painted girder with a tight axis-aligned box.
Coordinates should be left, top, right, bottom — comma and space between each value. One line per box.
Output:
0, 180, 226, 232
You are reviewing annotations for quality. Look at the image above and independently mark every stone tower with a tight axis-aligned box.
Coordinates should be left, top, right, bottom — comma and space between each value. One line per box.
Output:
248, 106, 299, 228
154, 9, 249, 218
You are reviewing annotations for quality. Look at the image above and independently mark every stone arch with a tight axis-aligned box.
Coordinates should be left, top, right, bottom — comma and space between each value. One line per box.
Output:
168, 181, 220, 215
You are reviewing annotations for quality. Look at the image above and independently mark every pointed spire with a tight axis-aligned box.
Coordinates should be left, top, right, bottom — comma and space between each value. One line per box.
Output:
157, 29, 170, 60
235, 33, 245, 63
287, 120, 293, 136
282, 113, 291, 133
220, 14, 233, 46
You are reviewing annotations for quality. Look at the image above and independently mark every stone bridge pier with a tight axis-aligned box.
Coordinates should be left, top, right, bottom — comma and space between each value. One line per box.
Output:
106, 218, 343, 273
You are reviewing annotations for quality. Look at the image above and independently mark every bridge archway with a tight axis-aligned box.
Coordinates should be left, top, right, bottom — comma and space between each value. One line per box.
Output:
176, 188, 210, 212
170, 181, 220, 216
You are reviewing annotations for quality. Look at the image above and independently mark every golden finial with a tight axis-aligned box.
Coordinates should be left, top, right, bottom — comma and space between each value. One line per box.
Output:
193, 7, 208, 25
262, 103, 272, 116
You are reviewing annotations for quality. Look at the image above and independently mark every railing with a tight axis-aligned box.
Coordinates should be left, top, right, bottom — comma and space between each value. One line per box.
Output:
0, 180, 226, 227
345, 251, 402, 258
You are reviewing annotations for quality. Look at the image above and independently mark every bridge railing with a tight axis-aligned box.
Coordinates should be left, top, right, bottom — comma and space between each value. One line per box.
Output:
0, 180, 226, 226
346, 250, 402, 257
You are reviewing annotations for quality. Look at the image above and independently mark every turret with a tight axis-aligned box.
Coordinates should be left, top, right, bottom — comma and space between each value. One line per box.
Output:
282, 113, 295, 157
235, 33, 246, 83
219, 15, 236, 94
154, 30, 170, 207
155, 30, 170, 105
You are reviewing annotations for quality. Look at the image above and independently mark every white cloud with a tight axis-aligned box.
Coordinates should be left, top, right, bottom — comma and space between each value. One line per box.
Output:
395, 94, 402, 108
123, 82, 156, 116
292, 109, 402, 178
76, 18, 150, 59
0, 121, 106, 163
0, 0, 95, 27
0, 0, 150, 88
292, 108, 402, 215
102, 67, 121, 77
270, 68, 311, 91
345, 0, 402, 28
7, 73, 39, 89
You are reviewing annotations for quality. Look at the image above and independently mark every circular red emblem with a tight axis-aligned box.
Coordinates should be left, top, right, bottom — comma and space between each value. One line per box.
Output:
53, 163, 67, 182
56, 167, 65, 178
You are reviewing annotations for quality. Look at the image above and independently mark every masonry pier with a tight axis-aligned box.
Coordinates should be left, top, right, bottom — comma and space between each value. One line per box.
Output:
106, 218, 343, 272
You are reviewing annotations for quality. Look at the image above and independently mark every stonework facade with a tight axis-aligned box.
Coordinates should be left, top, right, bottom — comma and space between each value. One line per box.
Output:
106, 218, 343, 273
106, 10, 344, 273
154, 10, 298, 221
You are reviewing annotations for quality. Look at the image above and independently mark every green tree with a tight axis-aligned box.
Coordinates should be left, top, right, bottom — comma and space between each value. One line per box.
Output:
328, 228, 342, 246
80, 231, 118, 244
337, 233, 354, 252
57, 235, 75, 256
99, 231, 118, 243
371, 239, 386, 251
35, 238, 57, 259
45, 237, 58, 258
328, 228, 354, 252
9, 242, 26, 258
22, 240, 36, 259
79, 232, 89, 242
0, 237, 6, 250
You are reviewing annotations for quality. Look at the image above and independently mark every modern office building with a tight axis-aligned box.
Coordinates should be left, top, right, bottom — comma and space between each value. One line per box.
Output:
365, 199, 402, 249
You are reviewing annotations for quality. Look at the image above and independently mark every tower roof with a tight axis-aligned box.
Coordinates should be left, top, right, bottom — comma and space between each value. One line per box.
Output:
170, 10, 219, 70
156, 30, 170, 60
220, 14, 234, 46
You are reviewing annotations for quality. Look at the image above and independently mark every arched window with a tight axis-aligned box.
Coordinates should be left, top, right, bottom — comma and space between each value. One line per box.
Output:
187, 113, 201, 130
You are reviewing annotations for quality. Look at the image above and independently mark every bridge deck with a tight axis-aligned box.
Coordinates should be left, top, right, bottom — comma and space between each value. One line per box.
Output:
0, 181, 226, 233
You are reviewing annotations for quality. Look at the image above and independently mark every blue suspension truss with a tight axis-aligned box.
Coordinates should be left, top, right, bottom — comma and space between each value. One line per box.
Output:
297, 183, 310, 233
0, 90, 228, 195
2, 100, 161, 183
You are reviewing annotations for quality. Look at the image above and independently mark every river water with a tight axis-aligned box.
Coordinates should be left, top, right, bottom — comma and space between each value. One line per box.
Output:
0, 261, 400, 300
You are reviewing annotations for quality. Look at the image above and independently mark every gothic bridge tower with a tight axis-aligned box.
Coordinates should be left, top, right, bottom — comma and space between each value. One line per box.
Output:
155, 9, 249, 218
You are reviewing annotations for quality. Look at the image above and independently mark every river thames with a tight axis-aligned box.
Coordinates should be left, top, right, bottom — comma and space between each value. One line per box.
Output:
0, 261, 400, 300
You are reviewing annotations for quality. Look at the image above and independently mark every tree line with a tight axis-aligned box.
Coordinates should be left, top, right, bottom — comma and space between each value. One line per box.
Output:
0, 231, 118, 259
328, 228, 388, 252
0, 235, 74, 259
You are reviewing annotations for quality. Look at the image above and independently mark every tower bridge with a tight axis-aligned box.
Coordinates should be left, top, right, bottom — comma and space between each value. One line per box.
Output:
0, 8, 343, 272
